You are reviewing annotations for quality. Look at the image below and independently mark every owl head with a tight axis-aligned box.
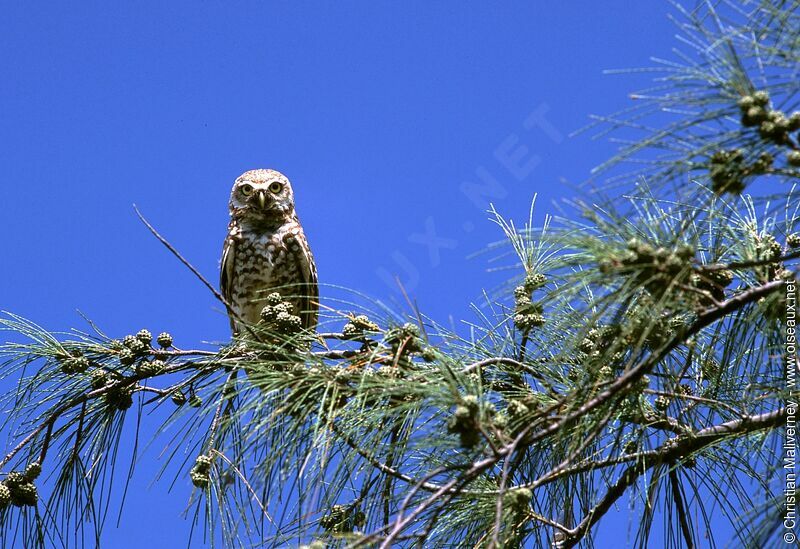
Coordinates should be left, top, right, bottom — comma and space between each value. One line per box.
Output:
229, 169, 295, 221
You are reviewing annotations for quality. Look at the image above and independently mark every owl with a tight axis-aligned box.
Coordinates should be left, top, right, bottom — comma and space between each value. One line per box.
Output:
221, 169, 318, 335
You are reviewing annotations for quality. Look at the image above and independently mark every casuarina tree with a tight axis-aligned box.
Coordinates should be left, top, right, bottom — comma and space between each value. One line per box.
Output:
1, 1, 798, 547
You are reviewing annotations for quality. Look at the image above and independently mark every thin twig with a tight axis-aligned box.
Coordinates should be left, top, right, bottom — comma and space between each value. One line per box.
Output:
698, 249, 800, 271
669, 469, 695, 549
329, 422, 441, 492
207, 370, 238, 452
37, 420, 54, 464
210, 449, 275, 526
133, 205, 259, 341
490, 426, 526, 548
643, 388, 744, 418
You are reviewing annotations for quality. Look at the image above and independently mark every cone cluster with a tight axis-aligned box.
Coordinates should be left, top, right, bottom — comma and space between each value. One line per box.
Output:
0, 462, 41, 509
342, 314, 380, 339
104, 383, 134, 411
137, 359, 165, 377
738, 91, 800, 145
614, 239, 694, 297
708, 149, 772, 195
260, 293, 303, 336
754, 233, 785, 283
319, 504, 365, 533
447, 395, 484, 448
190, 455, 212, 488
513, 272, 547, 332
60, 351, 90, 375
384, 322, 423, 354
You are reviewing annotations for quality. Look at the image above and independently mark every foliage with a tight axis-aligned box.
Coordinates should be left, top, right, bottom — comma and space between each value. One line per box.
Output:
1, 1, 799, 547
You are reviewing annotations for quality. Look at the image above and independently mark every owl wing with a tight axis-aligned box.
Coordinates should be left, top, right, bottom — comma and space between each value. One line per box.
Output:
285, 229, 319, 331
220, 228, 238, 333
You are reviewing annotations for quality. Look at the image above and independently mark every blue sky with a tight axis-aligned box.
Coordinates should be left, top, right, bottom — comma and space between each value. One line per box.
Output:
1, 2, 681, 546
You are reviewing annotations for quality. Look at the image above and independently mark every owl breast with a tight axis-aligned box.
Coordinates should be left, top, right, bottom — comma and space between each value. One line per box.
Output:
229, 225, 305, 326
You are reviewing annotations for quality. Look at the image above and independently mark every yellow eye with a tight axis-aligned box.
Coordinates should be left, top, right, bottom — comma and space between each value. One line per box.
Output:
239, 183, 254, 196
268, 181, 283, 194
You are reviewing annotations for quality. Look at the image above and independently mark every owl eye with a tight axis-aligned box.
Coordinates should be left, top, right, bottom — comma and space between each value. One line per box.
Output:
268, 181, 283, 194
239, 183, 254, 196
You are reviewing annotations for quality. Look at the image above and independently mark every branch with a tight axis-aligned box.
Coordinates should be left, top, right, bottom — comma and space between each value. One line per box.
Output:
1, 357, 216, 470
525, 278, 784, 448
363, 279, 785, 545
559, 407, 785, 547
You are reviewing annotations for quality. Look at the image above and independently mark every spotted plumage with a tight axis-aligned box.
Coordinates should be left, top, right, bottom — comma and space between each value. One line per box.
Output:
221, 169, 318, 334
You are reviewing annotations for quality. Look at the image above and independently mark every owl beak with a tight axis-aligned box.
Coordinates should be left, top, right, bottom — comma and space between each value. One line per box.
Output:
256, 190, 267, 210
